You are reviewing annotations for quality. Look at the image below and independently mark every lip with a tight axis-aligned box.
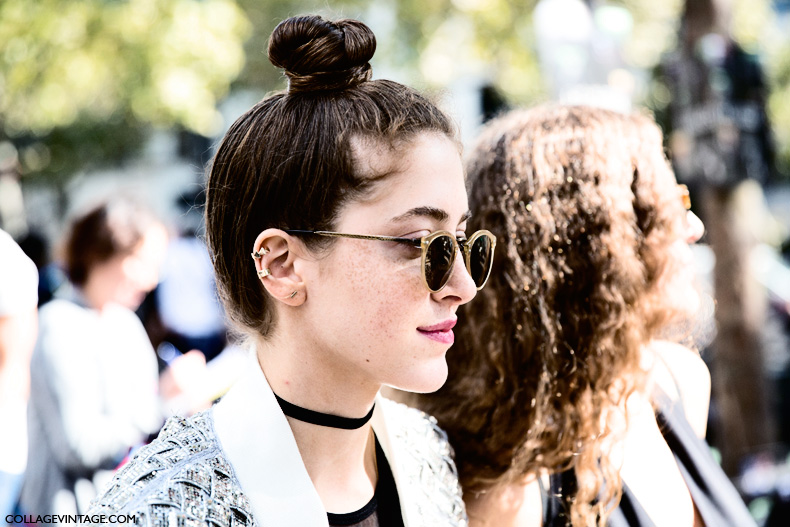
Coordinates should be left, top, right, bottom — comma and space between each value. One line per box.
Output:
418, 318, 457, 332
417, 318, 457, 344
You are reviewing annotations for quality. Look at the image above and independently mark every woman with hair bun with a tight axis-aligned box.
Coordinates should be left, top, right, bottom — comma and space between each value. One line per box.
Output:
90, 14, 496, 526
416, 105, 755, 527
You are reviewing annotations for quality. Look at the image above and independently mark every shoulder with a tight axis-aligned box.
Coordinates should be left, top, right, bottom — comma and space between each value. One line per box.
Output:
0, 230, 37, 316
104, 303, 148, 328
379, 395, 432, 422
35, 299, 92, 345
650, 340, 711, 399
378, 398, 467, 524
104, 303, 152, 343
39, 298, 88, 322
466, 477, 544, 527
379, 397, 454, 457
35, 299, 104, 355
649, 340, 711, 438
88, 411, 257, 526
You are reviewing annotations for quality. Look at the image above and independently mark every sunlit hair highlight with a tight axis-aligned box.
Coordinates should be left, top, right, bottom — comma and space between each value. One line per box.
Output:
417, 105, 688, 526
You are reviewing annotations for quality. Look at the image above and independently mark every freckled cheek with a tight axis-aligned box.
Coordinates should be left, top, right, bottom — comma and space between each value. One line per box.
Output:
342, 247, 383, 300
372, 286, 422, 341
341, 251, 426, 341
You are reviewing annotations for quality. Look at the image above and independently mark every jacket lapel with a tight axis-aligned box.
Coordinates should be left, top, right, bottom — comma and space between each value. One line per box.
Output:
212, 352, 329, 527
371, 395, 415, 526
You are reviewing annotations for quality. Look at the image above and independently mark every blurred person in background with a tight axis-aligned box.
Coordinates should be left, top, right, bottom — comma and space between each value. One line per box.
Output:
0, 229, 38, 523
417, 105, 755, 527
19, 198, 168, 516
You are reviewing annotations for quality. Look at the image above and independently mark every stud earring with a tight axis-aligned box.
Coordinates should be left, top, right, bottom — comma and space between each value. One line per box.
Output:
284, 291, 298, 299
251, 248, 269, 260
257, 268, 271, 278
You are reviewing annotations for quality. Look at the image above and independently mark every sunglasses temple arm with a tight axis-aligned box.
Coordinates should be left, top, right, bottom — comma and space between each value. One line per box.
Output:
289, 230, 421, 247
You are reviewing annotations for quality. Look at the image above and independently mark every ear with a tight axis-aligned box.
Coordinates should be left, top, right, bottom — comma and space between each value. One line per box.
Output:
252, 229, 307, 306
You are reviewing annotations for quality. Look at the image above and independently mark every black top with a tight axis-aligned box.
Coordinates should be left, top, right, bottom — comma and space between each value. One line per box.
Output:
540, 391, 756, 527
328, 435, 404, 527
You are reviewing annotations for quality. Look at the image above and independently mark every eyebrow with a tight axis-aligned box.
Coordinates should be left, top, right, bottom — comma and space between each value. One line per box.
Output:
389, 206, 472, 225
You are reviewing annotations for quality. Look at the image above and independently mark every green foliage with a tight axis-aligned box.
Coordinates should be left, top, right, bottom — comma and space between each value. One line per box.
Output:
766, 38, 790, 178
384, 0, 545, 102
0, 0, 250, 178
231, 0, 369, 93
3, 0, 788, 181
234, 0, 545, 103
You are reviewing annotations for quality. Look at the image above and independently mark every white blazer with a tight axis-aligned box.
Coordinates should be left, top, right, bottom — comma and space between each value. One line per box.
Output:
89, 353, 468, 526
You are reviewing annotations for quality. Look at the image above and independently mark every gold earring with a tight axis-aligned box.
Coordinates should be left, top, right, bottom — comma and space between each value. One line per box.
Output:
251, 248, 269, 260
257, 268, 271, 278
285, 291, 297, 299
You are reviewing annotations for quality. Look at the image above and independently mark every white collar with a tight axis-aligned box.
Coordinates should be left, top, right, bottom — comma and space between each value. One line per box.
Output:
212, 352, 414, 526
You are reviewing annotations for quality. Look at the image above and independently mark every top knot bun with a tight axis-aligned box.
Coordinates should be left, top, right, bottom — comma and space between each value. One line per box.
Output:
268, 15, 376, 93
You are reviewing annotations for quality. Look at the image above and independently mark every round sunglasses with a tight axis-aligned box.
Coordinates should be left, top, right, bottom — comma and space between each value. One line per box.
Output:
285, 229, 496, 293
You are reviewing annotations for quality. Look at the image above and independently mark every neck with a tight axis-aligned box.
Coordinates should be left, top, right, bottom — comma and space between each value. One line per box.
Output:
79, 277, 110, 312
257, 325, 381, 421
255, 334, 381, 514
284, 414, 378, 513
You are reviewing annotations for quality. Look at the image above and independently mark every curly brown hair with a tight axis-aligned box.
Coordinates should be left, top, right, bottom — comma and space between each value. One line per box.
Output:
416, 105, 689, 526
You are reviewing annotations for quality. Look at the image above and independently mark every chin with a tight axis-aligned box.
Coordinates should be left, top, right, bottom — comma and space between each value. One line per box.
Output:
389, 357, 449, 395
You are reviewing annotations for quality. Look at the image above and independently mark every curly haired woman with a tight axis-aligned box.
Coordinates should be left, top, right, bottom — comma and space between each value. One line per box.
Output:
416, 105, 755, 527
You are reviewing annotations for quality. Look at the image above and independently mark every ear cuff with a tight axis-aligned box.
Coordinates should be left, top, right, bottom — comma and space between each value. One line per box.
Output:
251, 247, 269, 260
252, 248, 295, 298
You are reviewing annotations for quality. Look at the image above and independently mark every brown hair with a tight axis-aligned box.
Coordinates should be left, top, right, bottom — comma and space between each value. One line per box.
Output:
63, 198, 161, 287
205, 15, 456, 338
417, 106, 687, 526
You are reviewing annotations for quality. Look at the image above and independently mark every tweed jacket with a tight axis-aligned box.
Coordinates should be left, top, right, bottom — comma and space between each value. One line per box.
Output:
89, 354, 468, 526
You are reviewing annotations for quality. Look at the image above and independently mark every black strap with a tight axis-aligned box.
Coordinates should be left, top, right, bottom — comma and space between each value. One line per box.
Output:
274, 393, 375, 430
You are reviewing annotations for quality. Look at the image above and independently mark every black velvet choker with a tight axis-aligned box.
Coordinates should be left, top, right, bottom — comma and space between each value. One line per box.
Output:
274, 393, 375, 430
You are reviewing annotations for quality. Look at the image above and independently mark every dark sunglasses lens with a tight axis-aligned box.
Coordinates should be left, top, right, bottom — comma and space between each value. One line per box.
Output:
425, 235, 456, 291
469, 234, 493, 288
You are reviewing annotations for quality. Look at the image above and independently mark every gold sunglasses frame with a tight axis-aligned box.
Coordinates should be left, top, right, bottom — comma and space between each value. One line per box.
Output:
284, 229, 496, 293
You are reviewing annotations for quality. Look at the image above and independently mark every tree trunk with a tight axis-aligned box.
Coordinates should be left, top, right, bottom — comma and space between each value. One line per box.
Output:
703, 184, 773, 475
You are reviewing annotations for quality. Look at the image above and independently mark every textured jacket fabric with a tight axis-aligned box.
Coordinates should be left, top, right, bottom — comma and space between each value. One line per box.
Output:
89, 353, 468, 526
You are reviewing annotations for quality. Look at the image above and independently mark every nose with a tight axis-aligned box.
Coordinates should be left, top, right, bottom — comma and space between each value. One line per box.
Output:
684, 211, 705, 243
434, 250, 478, 305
